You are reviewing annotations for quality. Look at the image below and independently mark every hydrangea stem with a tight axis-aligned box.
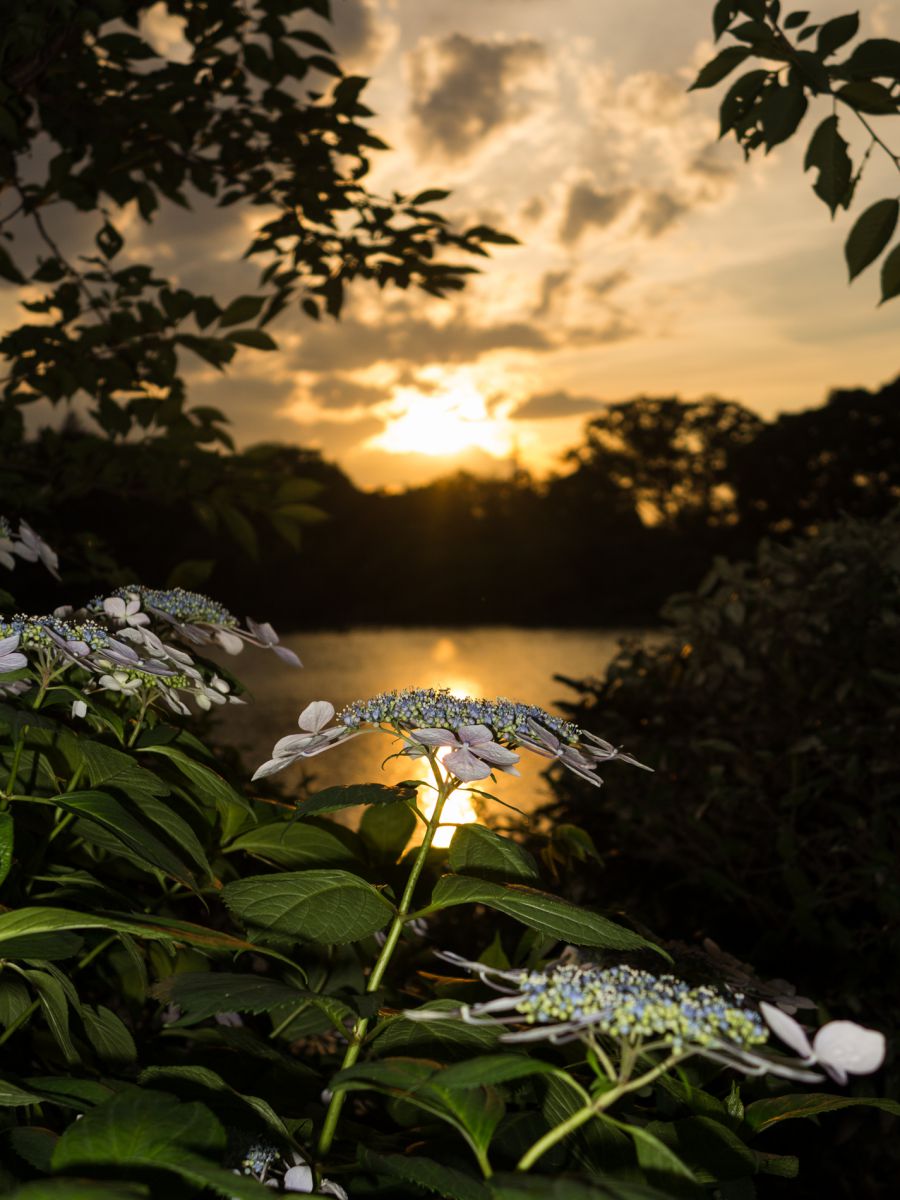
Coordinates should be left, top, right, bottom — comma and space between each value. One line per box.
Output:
516, 1053, 684, 1171
317, 754, 453, 1158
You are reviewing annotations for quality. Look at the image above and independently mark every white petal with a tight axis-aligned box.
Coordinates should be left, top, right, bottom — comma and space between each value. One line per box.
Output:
444, 745, 491, 782
0, 651, 27, 673
216, 629, 244, 655
71, 699, 87, 719
319, 1181, 349, 1199
252, 757, 288, 781
298, 699, 335, 733
272, 732, 314, 757
282, 1163, 314, 1192
274, 643, 302, 667
760, 1002, 815, 1060
104, 597, 127, 619
410, 727, 459, 748
0, 634, 20, 654
813, 1021, 885, 1078
473, 742, 520, 768
457, 724, 494, 746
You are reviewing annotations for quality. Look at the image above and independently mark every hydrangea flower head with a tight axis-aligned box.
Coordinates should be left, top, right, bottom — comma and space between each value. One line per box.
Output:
411, 952, 766, 1055
255, 688, 646, 785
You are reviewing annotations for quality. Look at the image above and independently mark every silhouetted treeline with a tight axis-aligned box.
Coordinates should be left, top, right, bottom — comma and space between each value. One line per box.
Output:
4, 377, 899, 627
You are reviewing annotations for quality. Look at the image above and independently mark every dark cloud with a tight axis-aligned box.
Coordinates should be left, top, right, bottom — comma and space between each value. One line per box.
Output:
565, 314, 638, 346
559, 183, 633, 244
587, 269, 631, 298
308, 375, 385, 410
408, 33, 546, 158
533, 270, 570, 318
325, 0, 389, 67
291, 310, 553, 372
633, 190, 687, 238
520, 196, 546, 224
511, 390, 603, 420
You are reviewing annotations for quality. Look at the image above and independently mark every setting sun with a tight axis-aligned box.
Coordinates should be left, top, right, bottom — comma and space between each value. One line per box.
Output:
373, 372, 512, 459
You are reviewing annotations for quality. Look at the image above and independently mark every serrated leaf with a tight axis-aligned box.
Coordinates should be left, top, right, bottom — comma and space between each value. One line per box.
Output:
880, 241, 900, 303
152, 971, 309, 1024
52, 1089, 274, 1198
448, 825, 540, 884
372, 1000, 502, 1057
139, 740, 253, 840
358, 1147, 490, 1200
689, 46, 752, 90
54, 790, 197, 888
81, 1004, 137, 1064
436, 1054, 558, 1089
430, 875, 666, 956
226, 818, 360, 867
745, 1091, 900, 1131
297, 781, 418, 816
224, 869, 395, 944
845, 198, 899, 279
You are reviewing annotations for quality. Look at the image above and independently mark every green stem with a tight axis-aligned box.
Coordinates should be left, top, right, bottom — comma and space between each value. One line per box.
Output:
317, 754, 453, 1158
516, 1053, 685, 1172
3, 725, 28, 799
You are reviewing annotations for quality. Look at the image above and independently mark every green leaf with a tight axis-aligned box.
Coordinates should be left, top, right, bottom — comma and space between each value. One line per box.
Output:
430, 875, 666, 956
0, 930, 84, 960
81, 1005, 137, 1065
226, 328, 278, 350
0, 809, 12, 890
689, 46, 752, 90
643, 1116, 757, 1185
337, 1058, 504, 1172
218, 295, 265, 327
845, 198, 899, 279
139, 740, 253, 840
804, 116, 853, 214
448, 825, 540, 884
360, 800, 416, 861
358, 1147, 490, 1200
138, 1064, 290, 1140
0, 1078, 44, 1107
372, 1000, 502, 1057
297, 781, 418, 816
12, 1182, 150, 1199
25, 969, 78, 1063
152, 971, 310, 1024
6, 1124, 57, 1172
55, 790, 197, 888
490, 1179, 671, 1200
604, 1115, 703, 1198
0, 977, 32, 1030
224, 869, 395, 944
880, 241, 900, 303
52, 1088, 274, 1198
226, 818, 360, 868
436, 1054, 558, 1089
817, 13, 859, 58
745, 1091, 900, 1132
0, 906, 267, 960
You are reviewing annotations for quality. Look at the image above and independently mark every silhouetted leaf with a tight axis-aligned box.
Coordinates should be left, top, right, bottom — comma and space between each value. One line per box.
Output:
817, 13, 860, 58
689, 46, 752, 90
845, 198, 899, 279
880, 242, 900, 303
804, 116, 853, 213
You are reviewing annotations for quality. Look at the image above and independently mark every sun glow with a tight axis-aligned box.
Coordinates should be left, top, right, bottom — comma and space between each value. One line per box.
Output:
374, 373, 512, 459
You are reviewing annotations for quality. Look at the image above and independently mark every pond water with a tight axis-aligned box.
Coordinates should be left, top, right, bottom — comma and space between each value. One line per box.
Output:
211, 627, 640, 839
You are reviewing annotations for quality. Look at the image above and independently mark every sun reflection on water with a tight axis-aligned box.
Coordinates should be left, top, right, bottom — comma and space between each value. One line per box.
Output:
407, 744, 481, 849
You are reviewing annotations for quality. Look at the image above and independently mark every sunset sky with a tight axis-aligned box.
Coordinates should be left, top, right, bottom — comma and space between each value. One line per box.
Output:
10, 0, 900, 488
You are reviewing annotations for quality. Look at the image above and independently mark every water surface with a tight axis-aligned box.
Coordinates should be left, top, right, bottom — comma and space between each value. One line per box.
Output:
212, 627, 634, 835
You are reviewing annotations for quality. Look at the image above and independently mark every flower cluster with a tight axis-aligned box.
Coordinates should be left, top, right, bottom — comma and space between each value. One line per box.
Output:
92, 585, 300, 665
234, 1141, 347, 1196
408, 952, 886, 1085
253, 689, 648, 785
0, 517, 60, 578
